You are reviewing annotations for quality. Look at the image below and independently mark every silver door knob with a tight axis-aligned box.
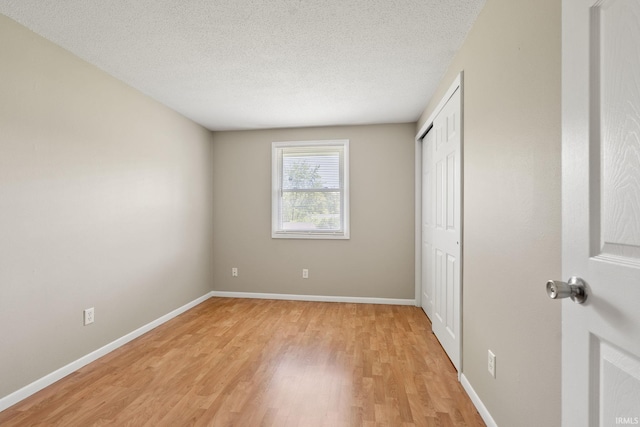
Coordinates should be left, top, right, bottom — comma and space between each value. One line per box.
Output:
546, 277, 587, 304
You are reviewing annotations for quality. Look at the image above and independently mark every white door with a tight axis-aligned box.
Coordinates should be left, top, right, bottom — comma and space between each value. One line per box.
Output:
421, 87, 461, 371
562, 0, 640, 425
422, 129, 435, 319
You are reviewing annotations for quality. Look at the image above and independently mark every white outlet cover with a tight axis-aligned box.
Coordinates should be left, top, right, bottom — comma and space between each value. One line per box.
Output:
488, 349, 496, 378
84, 308, 95, 325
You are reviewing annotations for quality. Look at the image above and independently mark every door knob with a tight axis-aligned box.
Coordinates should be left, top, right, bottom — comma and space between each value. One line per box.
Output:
546, 277, 587, 304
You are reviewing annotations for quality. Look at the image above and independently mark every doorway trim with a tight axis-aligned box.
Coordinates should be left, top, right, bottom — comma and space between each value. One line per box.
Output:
414, 71, 464, 367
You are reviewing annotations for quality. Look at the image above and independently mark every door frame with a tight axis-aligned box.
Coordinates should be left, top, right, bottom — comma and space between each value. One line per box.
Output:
414, 72, 464, 370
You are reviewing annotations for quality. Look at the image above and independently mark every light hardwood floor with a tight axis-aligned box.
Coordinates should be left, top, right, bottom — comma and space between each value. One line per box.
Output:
0, 298, 485, 426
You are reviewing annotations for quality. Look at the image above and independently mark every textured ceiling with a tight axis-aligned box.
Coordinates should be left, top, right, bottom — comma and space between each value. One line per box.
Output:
0, 0, 485, 131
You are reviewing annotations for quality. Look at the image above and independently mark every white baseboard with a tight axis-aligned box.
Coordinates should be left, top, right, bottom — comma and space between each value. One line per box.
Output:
211, 290, 415, 306
0, 292, 213, 413
460, 373, 498, 427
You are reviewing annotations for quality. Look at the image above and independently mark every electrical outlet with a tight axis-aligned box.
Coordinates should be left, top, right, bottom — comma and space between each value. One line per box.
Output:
232, 267, 238, 277
302, 269, 309, 279
488, 350, 496, 378
84, 307, 95, 326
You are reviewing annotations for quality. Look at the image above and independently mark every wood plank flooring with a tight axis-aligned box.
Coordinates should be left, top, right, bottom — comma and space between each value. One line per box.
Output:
0, 298, 485, 426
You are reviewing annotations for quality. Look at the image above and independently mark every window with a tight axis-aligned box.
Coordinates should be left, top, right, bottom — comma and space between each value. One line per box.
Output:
272, 140, 349, 239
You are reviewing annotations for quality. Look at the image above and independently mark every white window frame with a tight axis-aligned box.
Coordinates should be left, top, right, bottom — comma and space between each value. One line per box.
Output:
272, 139, 350, 239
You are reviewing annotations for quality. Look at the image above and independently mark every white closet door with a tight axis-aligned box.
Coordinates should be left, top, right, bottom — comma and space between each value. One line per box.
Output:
422, 87, 461, 371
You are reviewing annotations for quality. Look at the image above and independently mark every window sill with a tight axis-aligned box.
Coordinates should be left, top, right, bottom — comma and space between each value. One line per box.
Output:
272, 231, 350, 240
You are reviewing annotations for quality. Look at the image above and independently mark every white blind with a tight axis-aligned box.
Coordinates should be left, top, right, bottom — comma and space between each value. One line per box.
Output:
282, 149, 342, 190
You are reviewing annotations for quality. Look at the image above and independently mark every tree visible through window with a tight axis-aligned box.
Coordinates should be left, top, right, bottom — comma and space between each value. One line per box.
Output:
272, 140, 349, 239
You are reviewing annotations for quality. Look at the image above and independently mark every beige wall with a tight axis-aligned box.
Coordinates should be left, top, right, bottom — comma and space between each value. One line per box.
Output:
0, 15, 213, 399
417, 0, 562, 425
211, 124, 415, 299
